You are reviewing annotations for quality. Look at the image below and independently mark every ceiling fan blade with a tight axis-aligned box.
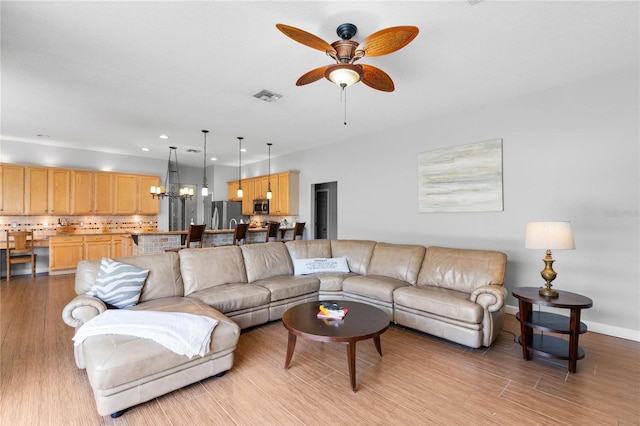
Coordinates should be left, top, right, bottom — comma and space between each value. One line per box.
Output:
361, 26, 419, 57
296, 65, 331, 86
276, 24, 336, 53
360, 64, 395, 92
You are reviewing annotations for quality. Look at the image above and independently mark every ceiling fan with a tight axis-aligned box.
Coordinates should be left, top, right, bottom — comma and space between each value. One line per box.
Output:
276, 23, 419, 92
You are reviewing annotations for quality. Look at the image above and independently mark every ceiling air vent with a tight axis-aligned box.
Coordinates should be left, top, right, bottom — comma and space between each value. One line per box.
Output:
186, 149, 201, 153
253, 89, 282, 102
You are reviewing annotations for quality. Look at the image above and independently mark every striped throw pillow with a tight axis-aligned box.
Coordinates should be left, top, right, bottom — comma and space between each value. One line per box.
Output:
87, 258, 149, 309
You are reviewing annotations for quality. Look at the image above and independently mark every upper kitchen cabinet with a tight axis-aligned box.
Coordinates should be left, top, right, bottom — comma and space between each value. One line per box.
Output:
138, 175, 160, 215
26, 167, 71, 215
271, 171, 299, 216
71, 171, 114, 215
49, 168, 71, 214
227, 171, 299, 216
0, 164, 25, 214
114, 174, 159, 215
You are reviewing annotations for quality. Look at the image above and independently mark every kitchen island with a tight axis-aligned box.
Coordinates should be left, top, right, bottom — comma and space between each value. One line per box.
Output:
130, 228, 285, 255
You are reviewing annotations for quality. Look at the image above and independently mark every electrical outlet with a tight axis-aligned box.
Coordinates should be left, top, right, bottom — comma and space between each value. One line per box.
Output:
79, 221, 85, 227
11, 222, 17, 228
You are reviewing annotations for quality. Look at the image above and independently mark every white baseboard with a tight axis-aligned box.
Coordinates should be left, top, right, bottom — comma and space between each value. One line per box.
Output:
505, 304, 640, 343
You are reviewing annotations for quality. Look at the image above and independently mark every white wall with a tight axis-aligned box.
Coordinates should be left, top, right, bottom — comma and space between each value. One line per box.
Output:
270, 66, 640, 340
2, 66, 638, 340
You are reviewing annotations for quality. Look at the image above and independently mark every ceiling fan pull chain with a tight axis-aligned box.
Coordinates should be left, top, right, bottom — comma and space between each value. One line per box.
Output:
342, 84, 348, 125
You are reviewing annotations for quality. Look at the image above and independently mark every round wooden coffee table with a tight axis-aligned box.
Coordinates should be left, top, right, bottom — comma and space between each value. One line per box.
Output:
282, 300, 390, 392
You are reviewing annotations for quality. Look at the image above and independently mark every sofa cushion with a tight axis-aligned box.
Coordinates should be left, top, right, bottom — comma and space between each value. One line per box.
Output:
253, 275, 320, 302
330, 240, 376, 275
75, 252, 184, 302
342, 275, 410, 303
179, 246, 248, 296
417, 247, 507, 294
367, 243, 426, 285
240, 242, 293, 283
293, 257, 350, 275
285, 239, 332, 259
316, 272, 357, 292
187, 283, 271, 313
394, 286, 483, 324
86, 258, 149, 309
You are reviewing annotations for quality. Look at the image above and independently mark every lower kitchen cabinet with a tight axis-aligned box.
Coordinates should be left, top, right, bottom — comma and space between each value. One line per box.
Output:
49, 234, 132, 272
49, 236, 85, 271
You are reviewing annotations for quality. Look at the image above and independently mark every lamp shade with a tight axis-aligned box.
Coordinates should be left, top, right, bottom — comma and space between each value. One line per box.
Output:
525, 221, 575, 250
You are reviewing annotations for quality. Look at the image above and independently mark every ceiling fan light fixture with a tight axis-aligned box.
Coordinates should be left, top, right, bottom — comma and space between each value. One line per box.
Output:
325, 64, 363, 87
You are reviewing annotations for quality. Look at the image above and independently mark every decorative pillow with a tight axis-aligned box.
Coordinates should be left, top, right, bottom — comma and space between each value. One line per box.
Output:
86, 258, 149, 309
293, 257, 350, 275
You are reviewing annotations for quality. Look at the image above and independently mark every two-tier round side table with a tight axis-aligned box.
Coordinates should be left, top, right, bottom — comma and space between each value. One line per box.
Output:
512, 287, 593, 373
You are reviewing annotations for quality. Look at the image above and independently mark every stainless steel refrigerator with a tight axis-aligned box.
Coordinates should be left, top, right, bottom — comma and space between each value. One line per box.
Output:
206, 201, 248, 230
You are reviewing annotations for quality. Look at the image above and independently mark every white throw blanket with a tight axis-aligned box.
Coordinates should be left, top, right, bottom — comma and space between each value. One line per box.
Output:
73, 310, 218, 358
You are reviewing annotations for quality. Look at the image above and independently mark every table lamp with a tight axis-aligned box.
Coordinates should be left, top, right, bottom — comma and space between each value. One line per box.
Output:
525, 221, 575, 297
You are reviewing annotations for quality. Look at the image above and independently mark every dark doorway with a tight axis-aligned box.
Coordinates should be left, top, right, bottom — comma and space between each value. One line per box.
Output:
313, 182, 337, 240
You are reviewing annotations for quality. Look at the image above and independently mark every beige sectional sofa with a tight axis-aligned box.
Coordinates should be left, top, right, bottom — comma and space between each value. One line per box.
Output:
63, 240, 507, 417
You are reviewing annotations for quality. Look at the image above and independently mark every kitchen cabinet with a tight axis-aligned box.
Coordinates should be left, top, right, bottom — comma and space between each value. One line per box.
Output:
49, 168, 71, 215
138, 175, 160, 214
254, 176, 270, 200
49, 235, 84, 271
0, 164, 25, 214
114, 174, 159, 215
227, 171, 299, 216
112, 235, 132, 258
71, 171, 114, 214
85, 235, 112, 261
241, 178, 255, 215
49, 234, 132, 272
26, 167, 71, 215
271, 171, 299, 215
3, 163, 159, 217
26, 167, 49, 214
94, 173, 114, 214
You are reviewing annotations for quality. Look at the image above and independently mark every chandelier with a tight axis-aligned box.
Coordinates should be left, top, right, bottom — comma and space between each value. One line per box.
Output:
150, 146, 194, 200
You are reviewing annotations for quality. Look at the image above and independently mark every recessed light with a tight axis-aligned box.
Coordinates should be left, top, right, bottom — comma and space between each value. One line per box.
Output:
241, 148, 247, 152
142, 147, 150, 152
159, 134, 169, 139
210, 157, 217, 161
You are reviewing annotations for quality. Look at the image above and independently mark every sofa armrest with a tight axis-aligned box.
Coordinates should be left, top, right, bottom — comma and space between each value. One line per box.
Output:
470, 284, 506, 313
62, 295, 107, 328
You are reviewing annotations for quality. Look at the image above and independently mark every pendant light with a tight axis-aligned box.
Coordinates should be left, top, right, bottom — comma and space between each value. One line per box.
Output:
201, 130, 209, 198
266, 143, 273, 200
236, 136, 243, 198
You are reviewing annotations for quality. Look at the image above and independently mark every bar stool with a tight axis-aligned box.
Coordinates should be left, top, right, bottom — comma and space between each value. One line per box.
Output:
165, 224, 206, 252
5, 230, 36, 280
233, 223, 249, 245
264, 222, 280, 242
292, 222, 305, 240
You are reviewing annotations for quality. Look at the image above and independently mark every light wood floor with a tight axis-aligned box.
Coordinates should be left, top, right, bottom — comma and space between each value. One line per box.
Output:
1, 274, 639, 425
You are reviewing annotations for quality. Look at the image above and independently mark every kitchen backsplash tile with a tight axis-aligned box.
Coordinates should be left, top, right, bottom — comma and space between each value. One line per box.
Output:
0, 215, 158, 241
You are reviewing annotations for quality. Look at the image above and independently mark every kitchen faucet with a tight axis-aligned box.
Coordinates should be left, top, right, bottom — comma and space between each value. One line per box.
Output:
229, 218, 237, 229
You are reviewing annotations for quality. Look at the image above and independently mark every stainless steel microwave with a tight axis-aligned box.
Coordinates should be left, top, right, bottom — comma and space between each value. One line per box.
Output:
253, 199, 269, 215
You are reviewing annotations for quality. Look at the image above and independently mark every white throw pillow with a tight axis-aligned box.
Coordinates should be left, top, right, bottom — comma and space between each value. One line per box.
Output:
87, 258, 149, 309
293, 257, 350, 275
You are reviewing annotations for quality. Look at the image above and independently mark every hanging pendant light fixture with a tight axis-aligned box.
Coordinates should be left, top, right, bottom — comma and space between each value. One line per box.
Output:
266, 143, 273, 200
201, 130, 209, 198
150, 146, 193, 200
236, 137, 244, 198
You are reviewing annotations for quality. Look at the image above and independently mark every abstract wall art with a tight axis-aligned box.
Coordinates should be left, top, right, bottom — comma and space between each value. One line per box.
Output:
418, 139, 503, 213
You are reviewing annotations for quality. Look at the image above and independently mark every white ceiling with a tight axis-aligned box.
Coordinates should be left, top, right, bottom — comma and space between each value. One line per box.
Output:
1, 1, 637, 167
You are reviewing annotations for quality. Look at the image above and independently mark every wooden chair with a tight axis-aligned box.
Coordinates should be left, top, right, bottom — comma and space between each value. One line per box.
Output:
5, 230, 36, 281
264, 222, 280, 243
233, 223, 249, 246
165, 224, 206, 252
292, 222, 305, 240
